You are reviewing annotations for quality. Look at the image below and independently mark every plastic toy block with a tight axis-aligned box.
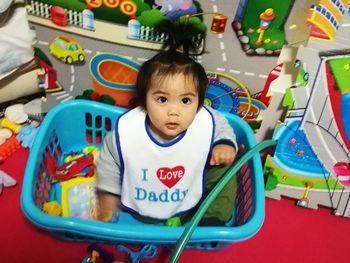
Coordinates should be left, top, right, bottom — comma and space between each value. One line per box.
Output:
0, 135, 21, 161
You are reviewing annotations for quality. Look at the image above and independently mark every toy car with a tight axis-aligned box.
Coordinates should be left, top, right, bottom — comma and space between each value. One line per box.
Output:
49, 35, 85, 64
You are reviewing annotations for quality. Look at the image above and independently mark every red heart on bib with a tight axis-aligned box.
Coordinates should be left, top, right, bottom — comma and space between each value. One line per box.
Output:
156, 166, 185, 188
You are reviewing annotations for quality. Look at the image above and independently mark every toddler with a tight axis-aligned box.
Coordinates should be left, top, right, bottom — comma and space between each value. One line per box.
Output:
96, 49, 238, 225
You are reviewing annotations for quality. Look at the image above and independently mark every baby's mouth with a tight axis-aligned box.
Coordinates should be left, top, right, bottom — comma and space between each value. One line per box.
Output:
166, 122, 179, 130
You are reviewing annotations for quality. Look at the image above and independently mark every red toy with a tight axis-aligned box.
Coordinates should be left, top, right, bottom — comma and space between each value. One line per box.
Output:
47, 153, 94, 181
50, 6, 67, 27
0, 135, 21, 161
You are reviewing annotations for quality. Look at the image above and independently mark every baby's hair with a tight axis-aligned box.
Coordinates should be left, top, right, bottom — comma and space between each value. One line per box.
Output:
135, 49, 208, 110
135, 17, 208, 109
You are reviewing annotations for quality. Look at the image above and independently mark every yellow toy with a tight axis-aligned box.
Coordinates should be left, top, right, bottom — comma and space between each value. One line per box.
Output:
43, 201, 62, 216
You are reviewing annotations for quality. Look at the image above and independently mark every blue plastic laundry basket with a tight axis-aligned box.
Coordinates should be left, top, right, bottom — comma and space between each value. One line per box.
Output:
21, 100, 266, 250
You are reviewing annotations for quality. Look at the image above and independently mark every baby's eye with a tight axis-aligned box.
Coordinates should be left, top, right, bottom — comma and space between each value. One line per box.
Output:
157, 96, 167, 103
182, 97, 191, 104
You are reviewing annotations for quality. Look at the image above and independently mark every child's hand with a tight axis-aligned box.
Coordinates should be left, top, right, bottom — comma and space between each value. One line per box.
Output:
96, 193, 121, 222
210, 144, 236, 166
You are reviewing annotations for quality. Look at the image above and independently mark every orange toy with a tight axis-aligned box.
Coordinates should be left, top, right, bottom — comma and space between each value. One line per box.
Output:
0, 135, 21, 161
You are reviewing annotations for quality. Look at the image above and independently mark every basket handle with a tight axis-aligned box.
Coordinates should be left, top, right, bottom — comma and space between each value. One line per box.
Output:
170, 139, 277, 263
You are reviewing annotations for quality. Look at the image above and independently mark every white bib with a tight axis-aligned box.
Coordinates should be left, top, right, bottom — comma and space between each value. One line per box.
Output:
116, 106, 214, 219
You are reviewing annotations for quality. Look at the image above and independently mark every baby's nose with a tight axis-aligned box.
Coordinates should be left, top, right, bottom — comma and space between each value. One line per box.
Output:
168, 105, 180, 116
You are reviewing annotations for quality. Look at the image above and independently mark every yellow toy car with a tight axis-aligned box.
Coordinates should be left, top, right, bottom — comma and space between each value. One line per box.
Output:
49, 35, 85, 64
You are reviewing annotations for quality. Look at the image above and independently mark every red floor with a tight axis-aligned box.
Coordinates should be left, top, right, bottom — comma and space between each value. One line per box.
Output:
1, 148, 349, 263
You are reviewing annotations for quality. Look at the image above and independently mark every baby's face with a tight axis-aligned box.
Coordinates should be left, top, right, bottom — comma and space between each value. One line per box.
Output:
146, 73, 199, 140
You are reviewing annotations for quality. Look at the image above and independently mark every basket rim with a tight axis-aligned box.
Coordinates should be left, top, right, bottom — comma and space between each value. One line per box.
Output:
20, 100, 265, 244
